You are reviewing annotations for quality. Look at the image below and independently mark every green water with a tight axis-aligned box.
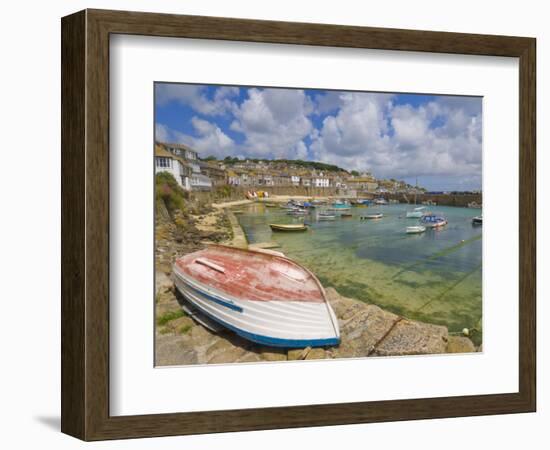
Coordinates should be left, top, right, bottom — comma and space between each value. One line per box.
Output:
236, 203, 483, 345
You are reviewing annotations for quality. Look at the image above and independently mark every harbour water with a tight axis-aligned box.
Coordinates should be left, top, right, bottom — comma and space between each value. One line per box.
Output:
235, 203, 483, 345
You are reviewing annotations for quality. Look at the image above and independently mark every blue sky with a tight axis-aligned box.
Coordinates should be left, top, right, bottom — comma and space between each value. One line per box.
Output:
155, 83, 482, 191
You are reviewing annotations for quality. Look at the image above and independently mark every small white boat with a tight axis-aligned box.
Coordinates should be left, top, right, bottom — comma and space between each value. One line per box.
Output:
406, 206, 426, 218
472, 215, 483, 225
172, 245, 340, 348
317, 212, 336, 221
421, 214, 448, 229
361, 213, 383, 220
406, 225, 426, 234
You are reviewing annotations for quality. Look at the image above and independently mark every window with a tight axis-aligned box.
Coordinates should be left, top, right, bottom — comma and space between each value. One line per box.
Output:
156, 157, 171, 168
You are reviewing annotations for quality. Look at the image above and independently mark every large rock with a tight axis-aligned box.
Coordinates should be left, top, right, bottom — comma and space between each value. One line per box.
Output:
327, 287, 449, 358
373, 319, 448, 356
154, 279, 457, 365
207, 346, 247, 364
287, 347, 310, 361
236, 352, 262, 363
155, 271, 173, 294
155, 334, 198, 366
189, 323, 218, 349
305, 348, 327, 360
257, 347, 287, 362
446, 336, 476, 353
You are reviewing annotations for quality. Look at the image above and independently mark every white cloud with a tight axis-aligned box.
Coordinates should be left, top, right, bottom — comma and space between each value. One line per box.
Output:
156, 118, 235, 159
155, 84, 236, 116
155, 83, 482, 189
155, 123, 170, 142
310, 92, 482, 187
229, 88, 314, 159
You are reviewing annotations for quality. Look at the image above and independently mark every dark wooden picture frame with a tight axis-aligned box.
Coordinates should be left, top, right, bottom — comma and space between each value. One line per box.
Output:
61, 9, 536, 441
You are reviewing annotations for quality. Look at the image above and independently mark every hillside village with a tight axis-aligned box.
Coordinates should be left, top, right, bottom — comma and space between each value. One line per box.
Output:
155, 141, 421, 195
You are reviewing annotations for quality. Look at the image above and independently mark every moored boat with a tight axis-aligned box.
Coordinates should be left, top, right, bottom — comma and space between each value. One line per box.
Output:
421, 214, 448, 228
406, 206, 426, 218
317, 212, 336, 221
472, 215, 483, 225
406, 225, 426, 234
352, 199, 370, 207
287, 208, 308, 216
270, 223, 308, 231
172, 245, 340, 348
341, 213, 353, 218
328, 203, 351, 212
361, 213, 383, 220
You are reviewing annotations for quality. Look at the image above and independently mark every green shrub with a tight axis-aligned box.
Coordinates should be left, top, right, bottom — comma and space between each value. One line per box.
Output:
215, 185, 234, 199
155, 172, 188, 215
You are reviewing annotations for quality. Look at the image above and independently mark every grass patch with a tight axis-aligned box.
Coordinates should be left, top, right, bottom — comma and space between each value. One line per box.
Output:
156, 309, 185, 326
179, 324, 192, 334
158, 327, 173, 335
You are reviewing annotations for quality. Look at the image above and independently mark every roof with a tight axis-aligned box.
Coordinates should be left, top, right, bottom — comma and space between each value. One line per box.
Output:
158, 141, 197, 153
348, 177, 377, 183
173, 155, 192, 168
155, 145, 174, 158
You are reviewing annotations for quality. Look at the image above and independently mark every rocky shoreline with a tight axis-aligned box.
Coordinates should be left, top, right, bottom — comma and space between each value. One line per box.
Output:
155, 198, 476, 366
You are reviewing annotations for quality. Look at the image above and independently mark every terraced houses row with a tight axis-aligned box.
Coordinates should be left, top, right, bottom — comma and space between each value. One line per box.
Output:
154, 141, 380, 192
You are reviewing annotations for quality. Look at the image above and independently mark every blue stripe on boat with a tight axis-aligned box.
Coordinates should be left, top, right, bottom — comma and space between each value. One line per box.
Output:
178, 276, 244, 313
177, 287, 339, 348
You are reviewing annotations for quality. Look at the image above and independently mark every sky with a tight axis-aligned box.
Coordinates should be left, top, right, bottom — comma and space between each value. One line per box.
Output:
155, 83, 482, 191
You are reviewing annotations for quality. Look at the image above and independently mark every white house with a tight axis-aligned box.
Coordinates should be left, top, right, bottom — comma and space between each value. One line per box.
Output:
155, 145, 191, 190
291, 175, 301, 186
256, 174, 274, 186
227, 170, 241, 186
161, 142, 199, 161
190, 173, 213, 191
313, 177, 330, 188
189, 161, 201, 174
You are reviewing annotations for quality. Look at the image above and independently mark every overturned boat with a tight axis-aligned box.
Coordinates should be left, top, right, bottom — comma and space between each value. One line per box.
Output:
172, 245, 340, 348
